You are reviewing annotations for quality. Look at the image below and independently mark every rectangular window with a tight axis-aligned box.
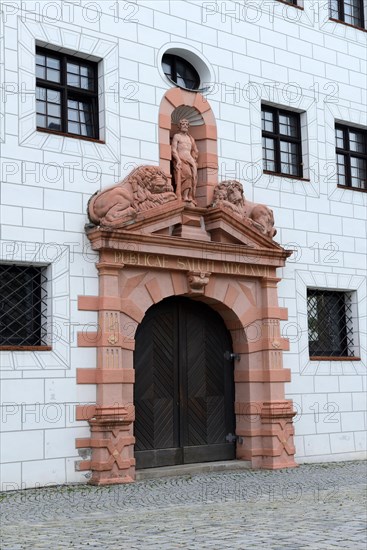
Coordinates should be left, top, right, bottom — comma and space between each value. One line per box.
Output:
330, 0, 365, 28
307, 289, 355, 358
0, 265, 48, 348
335, 124, 367, 190
36, 47, 99, 139
262, 106, 303, 178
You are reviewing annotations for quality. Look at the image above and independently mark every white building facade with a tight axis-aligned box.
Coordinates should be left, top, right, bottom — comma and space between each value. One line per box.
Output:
0, 0, 366, 490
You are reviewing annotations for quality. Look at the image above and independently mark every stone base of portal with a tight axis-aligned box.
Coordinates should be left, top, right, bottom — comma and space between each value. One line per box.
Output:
76, 400, 297, 481
76, 406, 135, 485
236, 400, 297, 470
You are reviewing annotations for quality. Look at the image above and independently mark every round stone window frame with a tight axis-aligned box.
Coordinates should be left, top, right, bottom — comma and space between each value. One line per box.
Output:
157, 44, 214, 93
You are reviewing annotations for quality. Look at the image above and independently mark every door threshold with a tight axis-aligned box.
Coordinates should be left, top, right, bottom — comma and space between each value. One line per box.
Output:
136, 460, 252, 481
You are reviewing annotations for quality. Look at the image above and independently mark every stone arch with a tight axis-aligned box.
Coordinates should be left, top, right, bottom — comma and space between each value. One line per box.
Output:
159, 88, 218, 207
131, 284, 242, 448
125, 273, 294, 471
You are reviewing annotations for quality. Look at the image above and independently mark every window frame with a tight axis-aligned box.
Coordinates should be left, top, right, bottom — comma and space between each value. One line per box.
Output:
262, 105, 303, 179
307, 289, 358, 360
162, 53, 201, 91
335, 123, 367, 192
36, 46, 99, 141
329, 0, 365, 30
276, 0, 301, 7
0, 264, 50, 351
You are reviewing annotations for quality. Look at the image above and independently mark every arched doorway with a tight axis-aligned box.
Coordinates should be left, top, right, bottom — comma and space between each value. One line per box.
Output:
134, 296, 235, 469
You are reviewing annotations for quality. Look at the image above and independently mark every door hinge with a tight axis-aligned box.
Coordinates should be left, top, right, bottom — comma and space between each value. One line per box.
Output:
226, 433, 237, 443
224, 351, 240, 362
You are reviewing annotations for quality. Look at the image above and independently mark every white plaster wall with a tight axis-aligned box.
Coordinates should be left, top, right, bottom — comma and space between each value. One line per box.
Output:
0, 0, 366, 490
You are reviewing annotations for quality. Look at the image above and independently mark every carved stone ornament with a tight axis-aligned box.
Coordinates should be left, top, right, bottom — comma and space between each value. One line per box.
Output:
171, 118, 199, 205
87, 405, 135, 485
212, 180, 277, 239
87, 165, 177, 227
187, 271, 211, 295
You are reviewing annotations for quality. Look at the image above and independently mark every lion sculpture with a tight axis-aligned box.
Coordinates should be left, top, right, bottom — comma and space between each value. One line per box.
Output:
88, 165, 177, 227
212, 180, 277, 238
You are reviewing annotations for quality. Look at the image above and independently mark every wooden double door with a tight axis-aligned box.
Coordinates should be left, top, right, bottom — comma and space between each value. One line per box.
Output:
134, 297, 235, 469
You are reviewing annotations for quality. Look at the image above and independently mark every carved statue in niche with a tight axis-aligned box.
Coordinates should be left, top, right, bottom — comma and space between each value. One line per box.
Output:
87, 165, 177, 227
212, 180, 277, 238
171, 118, 199, 204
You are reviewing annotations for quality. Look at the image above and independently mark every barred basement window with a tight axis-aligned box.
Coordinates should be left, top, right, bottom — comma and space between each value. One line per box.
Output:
36, 47, 99, 139
262, 106, 303, 178
335, 124, 367, 191
330, 0, 365, 28
0, 265, 48, 348
307, 289, 355, 358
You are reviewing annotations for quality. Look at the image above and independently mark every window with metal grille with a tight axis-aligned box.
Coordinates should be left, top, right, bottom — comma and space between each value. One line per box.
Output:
0, 265, 48, 348
36, 47, 99, 139
330, 0, 365, 28
307, 289, 355, 358
335, 124, 367, 191
262, 106, 303, 178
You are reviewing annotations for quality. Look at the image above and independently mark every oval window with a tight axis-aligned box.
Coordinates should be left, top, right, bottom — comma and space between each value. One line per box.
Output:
162, 54, 200, 90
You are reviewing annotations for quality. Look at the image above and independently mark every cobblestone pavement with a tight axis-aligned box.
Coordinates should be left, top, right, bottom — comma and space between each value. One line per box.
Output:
1, 461, 366, 549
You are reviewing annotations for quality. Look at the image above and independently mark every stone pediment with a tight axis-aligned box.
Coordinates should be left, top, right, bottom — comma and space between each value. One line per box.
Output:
86, 200, 283, 253
204, 204, 282, 250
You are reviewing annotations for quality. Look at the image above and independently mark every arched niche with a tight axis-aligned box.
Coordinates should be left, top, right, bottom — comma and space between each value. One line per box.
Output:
158, 88, 218, 208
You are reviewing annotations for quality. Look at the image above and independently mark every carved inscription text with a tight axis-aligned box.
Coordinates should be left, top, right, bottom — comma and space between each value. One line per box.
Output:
114, 252, 270, 277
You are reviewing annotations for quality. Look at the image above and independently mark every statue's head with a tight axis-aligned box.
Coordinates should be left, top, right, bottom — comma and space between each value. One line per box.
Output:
213, 183, 228, 202
226, 181, 244, 205
129, 166, 173, 195
178, 118, 190, 133
150, 170, 171, 194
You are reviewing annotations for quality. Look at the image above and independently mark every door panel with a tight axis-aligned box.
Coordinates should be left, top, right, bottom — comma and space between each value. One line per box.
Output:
134, 305, 179, 468
134, 297, 235, 469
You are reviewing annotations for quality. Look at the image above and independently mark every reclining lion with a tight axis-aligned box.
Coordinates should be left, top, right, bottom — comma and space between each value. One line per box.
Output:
88, 165, 177, 226
212, 180, 277, 238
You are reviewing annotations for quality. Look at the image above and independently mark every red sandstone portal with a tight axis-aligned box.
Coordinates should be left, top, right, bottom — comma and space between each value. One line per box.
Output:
75, 91, 297, 485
